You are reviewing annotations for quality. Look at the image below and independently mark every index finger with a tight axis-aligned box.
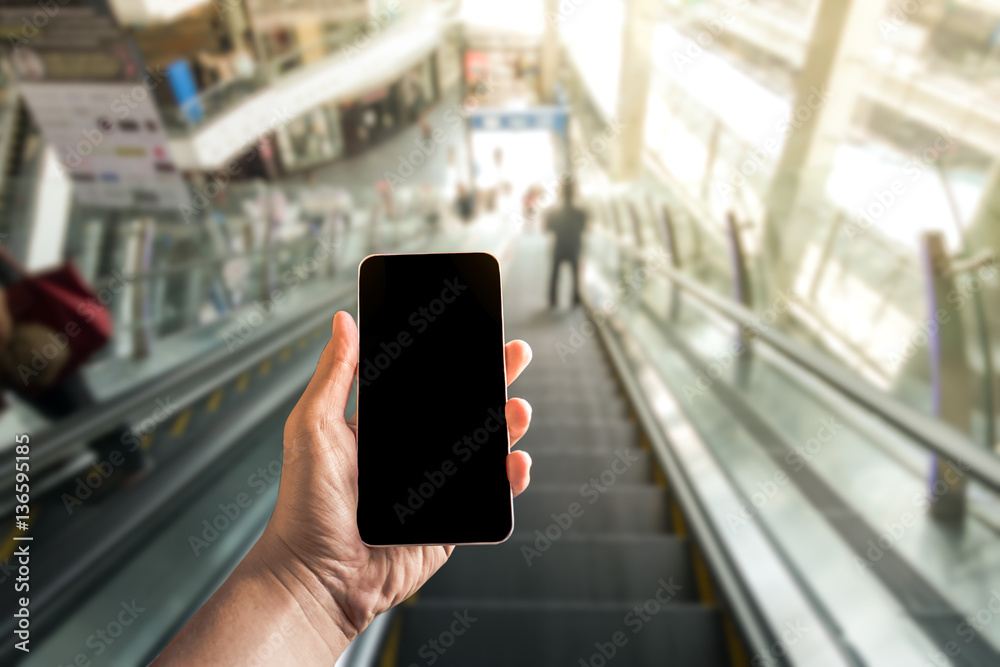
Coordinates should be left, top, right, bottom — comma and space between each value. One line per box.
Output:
505, 340, 532, 386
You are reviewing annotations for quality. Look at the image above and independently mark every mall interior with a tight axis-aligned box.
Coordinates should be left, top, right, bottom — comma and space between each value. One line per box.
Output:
1, 0, 1000, 664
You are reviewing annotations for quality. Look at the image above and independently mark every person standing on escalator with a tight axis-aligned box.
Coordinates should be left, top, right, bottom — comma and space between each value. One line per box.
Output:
545, 177, 588, 309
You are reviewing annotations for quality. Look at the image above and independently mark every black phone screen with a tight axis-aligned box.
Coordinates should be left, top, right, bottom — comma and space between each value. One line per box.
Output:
356, 252, 512, 545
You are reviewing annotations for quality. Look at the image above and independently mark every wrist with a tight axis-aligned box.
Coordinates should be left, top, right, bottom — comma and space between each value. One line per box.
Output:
250, 529, 360, 657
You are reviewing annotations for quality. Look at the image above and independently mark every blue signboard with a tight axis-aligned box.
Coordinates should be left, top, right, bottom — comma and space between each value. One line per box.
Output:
469, 106, 569, 134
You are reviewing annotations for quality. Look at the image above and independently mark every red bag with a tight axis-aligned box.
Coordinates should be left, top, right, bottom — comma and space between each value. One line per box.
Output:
2, 263, 113, 394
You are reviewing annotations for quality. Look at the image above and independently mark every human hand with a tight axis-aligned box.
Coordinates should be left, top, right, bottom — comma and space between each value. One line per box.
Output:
258, 311, 533, 650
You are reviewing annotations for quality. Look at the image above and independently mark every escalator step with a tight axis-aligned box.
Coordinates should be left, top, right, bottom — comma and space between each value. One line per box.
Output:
514, 486, 671, 534
419, 535, 694, 603
389, 602, 729, 667
515, 422, 639, 451
518, 366, 616, 383
526, 450, 653, 486
527, 398, 628, 422
515, 384, 624, 404
511, 378, 621, 400
517, 355, 615, 375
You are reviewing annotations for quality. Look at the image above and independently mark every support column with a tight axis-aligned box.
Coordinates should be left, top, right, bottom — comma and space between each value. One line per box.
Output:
921, 232, 971, 522
612, 0, 657, 182
967, 160, 1000, 255
761, 0, 887, 298
539, 0, 561, 104
219, 0, 250, 50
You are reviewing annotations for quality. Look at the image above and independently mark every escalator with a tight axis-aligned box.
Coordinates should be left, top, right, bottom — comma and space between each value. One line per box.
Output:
385, 238, 735, 665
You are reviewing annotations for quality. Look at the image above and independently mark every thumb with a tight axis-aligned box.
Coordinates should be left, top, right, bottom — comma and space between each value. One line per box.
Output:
300, 311, 358, 420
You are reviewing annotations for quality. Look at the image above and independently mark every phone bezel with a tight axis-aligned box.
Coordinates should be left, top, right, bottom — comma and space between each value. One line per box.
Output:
355, 251, 514, 547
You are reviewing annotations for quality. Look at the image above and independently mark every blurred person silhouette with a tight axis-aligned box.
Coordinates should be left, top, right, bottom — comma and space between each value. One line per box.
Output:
418, 111, 433, 141
0, 247, 147, 499
455, 182, 476, 224
418, 183, 441, 235
331, 184, 353, 232
376, 179, 396, 220
300, 171, 326, 237
475, 146, 504, 212
487, 147, 505, 212
223, 31, 257, 100
153, 312, 534, 666
522, 183, 543, 232
545, 176, 587, 308
443, 147, 461, 204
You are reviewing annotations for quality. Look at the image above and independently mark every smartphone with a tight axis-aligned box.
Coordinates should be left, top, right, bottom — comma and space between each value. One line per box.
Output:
356, 252, 512, 546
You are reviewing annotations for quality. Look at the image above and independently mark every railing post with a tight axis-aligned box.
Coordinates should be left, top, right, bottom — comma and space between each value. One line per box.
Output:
701, 120, 720, 202
131, 216, 155, 359
726, 211, 755, 386
260, 189, 277, 302
726, 212, 752, 308
659, 202, 683, 321
659, 203, 681, 270
921, 231, 971, 522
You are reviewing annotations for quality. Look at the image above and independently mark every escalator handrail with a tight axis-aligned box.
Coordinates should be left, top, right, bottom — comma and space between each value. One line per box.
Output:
604, 231, 1000, 495
590, 297, 852, 666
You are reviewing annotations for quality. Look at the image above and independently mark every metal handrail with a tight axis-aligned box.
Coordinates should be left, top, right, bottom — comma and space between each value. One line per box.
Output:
602, 229, 1000, 495
591, 292, 851, 667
